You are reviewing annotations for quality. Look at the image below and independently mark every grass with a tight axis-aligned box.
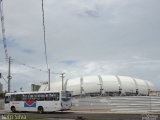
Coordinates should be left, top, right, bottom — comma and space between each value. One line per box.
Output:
76, 116, 124, 120
75, 116, 124, 120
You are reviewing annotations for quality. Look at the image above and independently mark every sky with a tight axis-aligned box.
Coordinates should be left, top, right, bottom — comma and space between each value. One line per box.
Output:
0, 0, 160, 92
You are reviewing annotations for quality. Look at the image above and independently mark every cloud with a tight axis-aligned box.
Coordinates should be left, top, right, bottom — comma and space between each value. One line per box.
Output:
1, 59, 160, 91
77, 9, 100, 18
60, 60, 77, 65
0, 0, 160, 91
22, 49, 34, 54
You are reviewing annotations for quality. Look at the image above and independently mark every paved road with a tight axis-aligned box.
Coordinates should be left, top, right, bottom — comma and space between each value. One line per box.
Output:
0, 110, 160, 120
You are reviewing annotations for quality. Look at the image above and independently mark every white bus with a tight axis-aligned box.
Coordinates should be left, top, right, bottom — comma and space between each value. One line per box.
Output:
5, 90, 72, 113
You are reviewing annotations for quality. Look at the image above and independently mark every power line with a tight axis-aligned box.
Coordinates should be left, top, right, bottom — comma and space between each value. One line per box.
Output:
0, 0, 8, 59
1, 74, 8, 84
13, 59, 60, 75
41, 0, 48, 70
2, 58, 61, 75
14, 60, 48, 73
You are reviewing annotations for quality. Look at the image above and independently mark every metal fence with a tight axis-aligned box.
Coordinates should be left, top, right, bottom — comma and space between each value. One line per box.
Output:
72, 96, 160, 113
0, 96, 160, 113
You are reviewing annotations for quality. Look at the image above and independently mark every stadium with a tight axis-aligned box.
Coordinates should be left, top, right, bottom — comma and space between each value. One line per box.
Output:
39, 75, 155, 96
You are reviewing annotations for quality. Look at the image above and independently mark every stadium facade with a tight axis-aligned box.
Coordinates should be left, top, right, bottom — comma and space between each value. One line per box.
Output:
39, 75, 155, 96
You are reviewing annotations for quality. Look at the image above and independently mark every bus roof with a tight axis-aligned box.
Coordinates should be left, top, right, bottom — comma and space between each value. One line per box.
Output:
5, 90, 70, 96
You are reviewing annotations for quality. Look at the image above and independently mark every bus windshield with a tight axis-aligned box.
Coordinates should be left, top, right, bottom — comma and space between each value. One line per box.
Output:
61, 91, 71, 101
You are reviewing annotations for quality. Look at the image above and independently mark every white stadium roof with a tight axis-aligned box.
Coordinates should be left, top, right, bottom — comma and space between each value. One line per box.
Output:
39, 75, 155, 96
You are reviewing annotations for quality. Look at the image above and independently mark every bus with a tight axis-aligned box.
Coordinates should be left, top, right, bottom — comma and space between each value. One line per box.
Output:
5, 90, 72, 113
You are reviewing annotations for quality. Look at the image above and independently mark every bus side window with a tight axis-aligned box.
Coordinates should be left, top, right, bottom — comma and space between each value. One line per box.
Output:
16, 94, 22, 101
24, 94, 29, 101
41, 94, 45, 101
49, 93, 53, 101
11, 95, 16, 101
34, 94, 38, 101
53, 93, 59, 101
23, 94, 27, 101
37, 94, 41, 101
5, 96, 10, 103
68, 93, 71, 97
30, 94, 34, 100
38, 93, 45, 101
45, 93, 49, 101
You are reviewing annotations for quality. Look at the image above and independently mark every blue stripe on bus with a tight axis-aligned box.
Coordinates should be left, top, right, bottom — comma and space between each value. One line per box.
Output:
24, 102, 36, 108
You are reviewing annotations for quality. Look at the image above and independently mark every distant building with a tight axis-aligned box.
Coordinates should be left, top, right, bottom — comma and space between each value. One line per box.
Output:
31, 84, 40, 92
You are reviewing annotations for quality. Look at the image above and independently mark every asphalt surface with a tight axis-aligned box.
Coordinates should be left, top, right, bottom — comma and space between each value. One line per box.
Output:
0, 110, 160, 120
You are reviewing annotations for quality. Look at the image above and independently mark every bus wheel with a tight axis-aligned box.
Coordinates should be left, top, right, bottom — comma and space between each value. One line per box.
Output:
38, 106, 44, 114
11, 106, 16, 113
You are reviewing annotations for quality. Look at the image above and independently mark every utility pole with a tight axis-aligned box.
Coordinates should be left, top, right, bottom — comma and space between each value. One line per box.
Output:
97, 83, 103, 96
60, 73, 65, 91
7, 56, 12, 93
48, 68, 50, 91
